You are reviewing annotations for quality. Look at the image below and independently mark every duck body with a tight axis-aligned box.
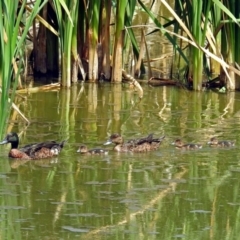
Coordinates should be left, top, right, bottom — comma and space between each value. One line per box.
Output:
77, 145, 108, 155
104, 133, 165, 152
208, 137, 235, 147
172, 139, 202, 150
0, 132, 66, 160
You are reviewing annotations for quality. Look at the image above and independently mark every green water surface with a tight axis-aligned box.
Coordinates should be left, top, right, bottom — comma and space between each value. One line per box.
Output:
0, 83, 240, 240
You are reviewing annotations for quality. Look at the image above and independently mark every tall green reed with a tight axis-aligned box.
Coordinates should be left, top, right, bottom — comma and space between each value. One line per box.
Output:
53, 0, 74, 87
111, 0, 128, 82
220, 0, 240, 89
100, 0, 112, 80
88, 0, 101, 81
160, 0, 240, 90
0, 0, 47, 137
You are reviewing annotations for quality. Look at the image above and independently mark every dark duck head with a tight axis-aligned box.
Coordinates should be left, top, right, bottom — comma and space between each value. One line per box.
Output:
0, 132, 66, 160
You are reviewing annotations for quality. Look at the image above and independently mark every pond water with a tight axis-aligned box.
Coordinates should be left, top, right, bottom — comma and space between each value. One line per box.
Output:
1, 83, 240, 239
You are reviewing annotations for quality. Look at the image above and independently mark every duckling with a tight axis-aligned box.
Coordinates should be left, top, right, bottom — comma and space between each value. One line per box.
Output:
0, 132, 66, 160
172, 139, 202, 150
77, 144, 108, 155
104, 133, 165, 152
207, 137, 235, 147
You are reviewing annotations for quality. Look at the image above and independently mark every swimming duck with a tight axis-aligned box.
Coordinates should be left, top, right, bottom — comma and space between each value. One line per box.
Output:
0, 132, 66, 160
77, 145, 108, 155
172, 139, 202, 150
104, 133, 165, 152
207, 137, 235, 147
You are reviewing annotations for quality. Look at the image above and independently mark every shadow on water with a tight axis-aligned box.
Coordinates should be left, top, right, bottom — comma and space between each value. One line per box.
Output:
1, 84, 240, 239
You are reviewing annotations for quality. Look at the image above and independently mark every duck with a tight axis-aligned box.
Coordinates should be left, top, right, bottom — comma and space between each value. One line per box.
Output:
77, 144, 108, 155
207, 137, 235, 147
0, 132, 66, 160
172, 139, 202, 150
104, 133, 165, 152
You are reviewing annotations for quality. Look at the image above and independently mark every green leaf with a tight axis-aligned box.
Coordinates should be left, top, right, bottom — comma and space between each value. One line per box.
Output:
212, 0, 240, 26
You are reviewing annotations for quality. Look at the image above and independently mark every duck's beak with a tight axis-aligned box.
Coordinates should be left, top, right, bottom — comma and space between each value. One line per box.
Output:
104, 139, 112, 145
0, 139, 8, 145
76, 148, 80, 153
